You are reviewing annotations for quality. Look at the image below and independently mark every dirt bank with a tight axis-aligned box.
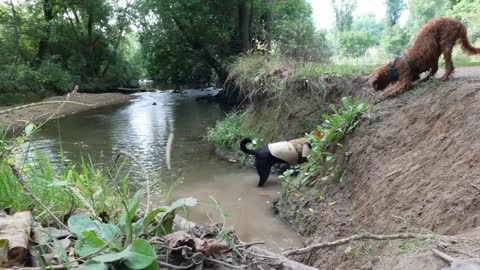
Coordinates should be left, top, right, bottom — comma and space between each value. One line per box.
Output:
0, 93, 134, 132
269, 67, 480, 269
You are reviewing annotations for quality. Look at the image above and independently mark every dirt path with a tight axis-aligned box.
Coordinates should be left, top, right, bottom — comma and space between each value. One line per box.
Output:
0, 93, 134, 132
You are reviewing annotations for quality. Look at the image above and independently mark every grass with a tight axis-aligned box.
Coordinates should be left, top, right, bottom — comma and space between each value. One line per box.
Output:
207, 111, 255, 148
227, 54, 371, 102
0, 124, 132, 224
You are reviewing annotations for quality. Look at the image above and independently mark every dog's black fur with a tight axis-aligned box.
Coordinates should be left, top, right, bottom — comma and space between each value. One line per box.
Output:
240, 138, 308, 187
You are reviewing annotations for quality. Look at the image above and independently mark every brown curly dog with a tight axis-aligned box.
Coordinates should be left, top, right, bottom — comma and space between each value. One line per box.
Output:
370, 17, 480, 102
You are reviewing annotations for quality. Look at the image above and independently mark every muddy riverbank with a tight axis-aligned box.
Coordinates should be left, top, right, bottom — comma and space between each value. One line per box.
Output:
0, 93, 134, 131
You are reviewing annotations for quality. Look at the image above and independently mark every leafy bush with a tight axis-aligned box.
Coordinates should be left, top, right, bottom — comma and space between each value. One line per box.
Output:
207, 111, 247, 148
380, 25, 410, 56
281, 97, 369, 190
35, 61, 73, 93
338, 31, 376, 58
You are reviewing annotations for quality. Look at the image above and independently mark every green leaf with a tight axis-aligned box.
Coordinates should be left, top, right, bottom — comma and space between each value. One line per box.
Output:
119, 191, 143, 230
75, 230, 105, 257
143, 207, 168, 229
79, 260, 108, 270
169, 197, 198, 209
24, 123, 35, 136
68, 213, 97, 237
92, 239, 159, 270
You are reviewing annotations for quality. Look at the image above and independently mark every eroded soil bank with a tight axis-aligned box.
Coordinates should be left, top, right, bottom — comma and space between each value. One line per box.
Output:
274, 68, 480, 269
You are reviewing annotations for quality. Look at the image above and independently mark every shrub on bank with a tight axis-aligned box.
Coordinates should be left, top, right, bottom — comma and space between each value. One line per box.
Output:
207, 111, 249, 148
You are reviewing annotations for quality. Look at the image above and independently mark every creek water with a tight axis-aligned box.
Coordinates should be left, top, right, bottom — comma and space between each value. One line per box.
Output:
32, 90, 302, 251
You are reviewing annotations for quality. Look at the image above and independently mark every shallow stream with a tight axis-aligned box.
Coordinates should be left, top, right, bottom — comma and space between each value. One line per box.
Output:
33, 90, 302, 251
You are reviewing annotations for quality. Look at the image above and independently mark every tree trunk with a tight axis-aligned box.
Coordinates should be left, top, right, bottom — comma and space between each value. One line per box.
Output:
172, 17, 228, 82
264, 0, 273, 50
238, 0, 250, 52
8, 0, 20, 79
34, 0, 54, 66
85, 11, 96, 77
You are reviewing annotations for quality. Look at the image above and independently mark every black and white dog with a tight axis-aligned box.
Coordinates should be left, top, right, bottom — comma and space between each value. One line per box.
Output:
240, 137, 311, 187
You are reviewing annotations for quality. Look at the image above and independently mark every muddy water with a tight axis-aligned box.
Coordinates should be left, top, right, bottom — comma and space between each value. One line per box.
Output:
33, 90, 302, 251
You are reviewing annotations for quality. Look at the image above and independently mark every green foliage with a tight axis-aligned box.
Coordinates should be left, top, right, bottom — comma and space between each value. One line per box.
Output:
207, 111, 249, 148
385, 0, 406, 28
68, 196, 197, 270
0, 0, 142, 101
381, 25, 410, 55
405, 0, 447, 36
338, 31, 376, 57
331, 0, 358, 32
281, 97, 369, 190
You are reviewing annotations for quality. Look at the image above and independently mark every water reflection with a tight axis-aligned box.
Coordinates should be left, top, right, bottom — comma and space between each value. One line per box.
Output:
32, 90, 303, 251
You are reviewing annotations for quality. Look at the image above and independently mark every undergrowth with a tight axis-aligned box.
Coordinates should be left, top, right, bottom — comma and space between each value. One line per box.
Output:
207, 111, 257, 149
280, 97, 369, 192
227, 54, 369, 102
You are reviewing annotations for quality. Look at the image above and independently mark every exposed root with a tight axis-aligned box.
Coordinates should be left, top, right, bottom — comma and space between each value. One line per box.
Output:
282, 232, 436, 257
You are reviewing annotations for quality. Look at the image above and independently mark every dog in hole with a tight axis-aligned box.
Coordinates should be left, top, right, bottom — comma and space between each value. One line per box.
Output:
240, 137, 312, 187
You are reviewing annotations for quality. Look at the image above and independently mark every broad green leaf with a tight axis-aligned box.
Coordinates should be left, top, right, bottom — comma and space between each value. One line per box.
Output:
79, 260, 108, 270
119, 191, 143, 230
24, 124, 35, 136
143, 207, 168, 229
92, 239, 159, 270
68, 213, 97, 237
169, 197, 198, 209
75, 230, 105, 257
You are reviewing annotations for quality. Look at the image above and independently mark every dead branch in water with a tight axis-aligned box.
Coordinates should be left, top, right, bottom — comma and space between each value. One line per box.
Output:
0, 101, 92, 115
282, 232, 436, 257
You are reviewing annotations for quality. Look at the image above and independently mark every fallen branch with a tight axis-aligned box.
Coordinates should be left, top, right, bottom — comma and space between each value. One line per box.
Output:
283, 232, 435, 257
0, 101, 92, 115
9, 165, 69, 231
247, 246, 318, 270
471, 183, 480, 192
432, 248, 455, 264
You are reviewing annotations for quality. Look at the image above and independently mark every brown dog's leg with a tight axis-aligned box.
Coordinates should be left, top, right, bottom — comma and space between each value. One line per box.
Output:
420, 62, 439, 83
374, 80, 411, 103
440, 45, 454, 81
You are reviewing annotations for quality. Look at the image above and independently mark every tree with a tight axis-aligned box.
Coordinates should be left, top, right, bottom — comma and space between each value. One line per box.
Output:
385, 0, 405, 28
405, 0, 447, 36
331, 0, 357, 33
448, 0, 480, 40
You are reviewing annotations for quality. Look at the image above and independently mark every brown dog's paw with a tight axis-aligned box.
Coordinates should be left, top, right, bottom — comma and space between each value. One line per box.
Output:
373, 94, 385, 104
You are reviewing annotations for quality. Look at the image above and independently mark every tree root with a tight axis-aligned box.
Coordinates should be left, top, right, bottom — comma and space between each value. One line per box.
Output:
282, 232, 436, 257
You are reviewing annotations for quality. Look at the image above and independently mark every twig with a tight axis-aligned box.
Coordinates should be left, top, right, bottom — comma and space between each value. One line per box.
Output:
239, 248, 278, 260
158, 261, 195, 269
205, 257, 246, 270
238, 241, 265, 248
0, 101, 92, 114
9, 164, 69, 231
432, 248, 455, 264
471, 183, 480, 192
282, 232, 435, 256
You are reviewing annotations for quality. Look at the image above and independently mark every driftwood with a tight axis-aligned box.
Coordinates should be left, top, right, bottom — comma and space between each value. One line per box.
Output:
0, 211, 32, 267
0, 101, 92, 115
246, 246, 318, 270
283, 232, 435, 257
432, 249, 480, 270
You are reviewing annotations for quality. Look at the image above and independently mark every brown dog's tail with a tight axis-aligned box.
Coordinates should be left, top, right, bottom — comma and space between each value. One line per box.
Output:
460, 26, 480, 55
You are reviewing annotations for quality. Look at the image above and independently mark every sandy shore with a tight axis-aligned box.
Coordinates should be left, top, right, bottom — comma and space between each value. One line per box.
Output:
0, 93, 134, 132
